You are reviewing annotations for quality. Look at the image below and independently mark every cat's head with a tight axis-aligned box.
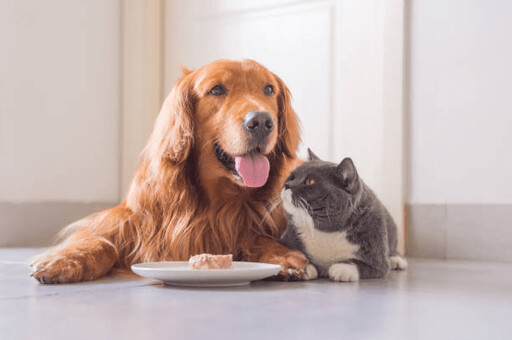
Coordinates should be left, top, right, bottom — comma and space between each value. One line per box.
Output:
280, 149, 363, 229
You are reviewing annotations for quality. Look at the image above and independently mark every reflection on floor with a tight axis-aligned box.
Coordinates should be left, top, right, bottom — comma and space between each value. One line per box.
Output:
1, 248, 511, 340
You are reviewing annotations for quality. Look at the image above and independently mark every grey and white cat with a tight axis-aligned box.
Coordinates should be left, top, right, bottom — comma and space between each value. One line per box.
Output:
280, 149, 407, 282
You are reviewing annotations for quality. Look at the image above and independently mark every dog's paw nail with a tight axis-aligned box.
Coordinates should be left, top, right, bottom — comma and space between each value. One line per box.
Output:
30, 268, 43, 277
286, 268, 305, 280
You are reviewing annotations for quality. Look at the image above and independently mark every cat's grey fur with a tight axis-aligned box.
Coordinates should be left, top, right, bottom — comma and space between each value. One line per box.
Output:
280, 149, 407, 282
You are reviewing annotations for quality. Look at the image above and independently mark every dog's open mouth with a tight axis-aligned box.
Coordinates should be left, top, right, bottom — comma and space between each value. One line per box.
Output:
214, 143, 270, 188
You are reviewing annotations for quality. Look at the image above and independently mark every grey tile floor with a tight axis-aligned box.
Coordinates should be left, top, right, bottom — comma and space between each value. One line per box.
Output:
1, 248, 512, 340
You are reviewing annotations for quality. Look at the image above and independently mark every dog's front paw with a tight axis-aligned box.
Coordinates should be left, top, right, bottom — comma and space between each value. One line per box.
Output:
328, 263, 359, 282
264, 250, 308, 280
281, 250, 308, 279
30, 252, 87, 284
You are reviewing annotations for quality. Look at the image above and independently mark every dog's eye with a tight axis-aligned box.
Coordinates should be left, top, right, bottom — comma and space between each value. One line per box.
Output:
264, 84, 274, 96
305, 178, 315, 186
209, 85, 227, 96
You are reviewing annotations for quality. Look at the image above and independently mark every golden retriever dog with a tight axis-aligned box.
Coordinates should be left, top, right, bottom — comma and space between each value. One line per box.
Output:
30, 59, 308, 283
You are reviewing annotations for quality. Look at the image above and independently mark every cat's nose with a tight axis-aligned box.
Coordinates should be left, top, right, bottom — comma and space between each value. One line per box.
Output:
284, 183, 290, 190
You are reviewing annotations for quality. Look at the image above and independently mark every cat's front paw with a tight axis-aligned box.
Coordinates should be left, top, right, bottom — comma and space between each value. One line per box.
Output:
328, 263, 359, 282
303, 264, 318, 280
390, 256, 408, 270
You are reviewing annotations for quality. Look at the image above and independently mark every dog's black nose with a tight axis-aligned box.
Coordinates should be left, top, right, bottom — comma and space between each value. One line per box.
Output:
243, 111, 274, 139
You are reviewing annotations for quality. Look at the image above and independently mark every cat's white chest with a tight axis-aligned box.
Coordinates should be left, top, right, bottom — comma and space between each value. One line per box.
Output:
291, 213, 360, 269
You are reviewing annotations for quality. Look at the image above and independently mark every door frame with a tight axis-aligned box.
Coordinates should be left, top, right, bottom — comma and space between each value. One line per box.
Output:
122, 0, 406, 253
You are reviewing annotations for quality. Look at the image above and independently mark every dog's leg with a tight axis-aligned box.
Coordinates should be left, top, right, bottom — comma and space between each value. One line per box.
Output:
249, 236, 308, 279
30, 236, 119, 284
30, 205, 131, 284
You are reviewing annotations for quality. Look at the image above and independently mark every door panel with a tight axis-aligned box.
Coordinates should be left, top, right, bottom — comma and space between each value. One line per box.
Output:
165, 0, 405, 253
191, 2, 333, 160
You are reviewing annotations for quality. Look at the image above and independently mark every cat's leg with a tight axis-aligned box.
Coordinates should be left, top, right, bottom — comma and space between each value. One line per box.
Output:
328, 262, 360, 282
351, 259, 390, 279
385, 210, 407, 270
389, 254, 408, 270
328, 258, 390, 282
277, 220, 311, 279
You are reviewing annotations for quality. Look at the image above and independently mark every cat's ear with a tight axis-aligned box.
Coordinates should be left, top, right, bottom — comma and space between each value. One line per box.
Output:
307, 148, 321, 161
336, 157, 360, 193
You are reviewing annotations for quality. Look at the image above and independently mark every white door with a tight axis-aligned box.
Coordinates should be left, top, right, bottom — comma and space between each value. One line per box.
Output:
164, 0, 405, 253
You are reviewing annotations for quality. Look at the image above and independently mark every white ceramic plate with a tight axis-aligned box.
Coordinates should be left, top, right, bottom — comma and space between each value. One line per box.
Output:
131, 261, 281, 287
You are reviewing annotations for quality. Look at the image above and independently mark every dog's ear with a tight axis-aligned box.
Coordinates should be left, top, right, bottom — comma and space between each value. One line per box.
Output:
181, 65, 193, 76
273, 73, 300, 158
148, 72, 195, 164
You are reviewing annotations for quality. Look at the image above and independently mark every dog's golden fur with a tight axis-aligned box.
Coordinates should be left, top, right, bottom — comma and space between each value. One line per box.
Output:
31, 59, 307, 283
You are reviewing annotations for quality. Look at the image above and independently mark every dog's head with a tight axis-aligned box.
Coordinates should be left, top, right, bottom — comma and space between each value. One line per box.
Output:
149, 59, 300, 188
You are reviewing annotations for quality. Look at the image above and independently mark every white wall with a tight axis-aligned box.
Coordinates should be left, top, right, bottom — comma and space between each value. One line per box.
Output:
121, 0, 163, 196
409, 0, 512, 204
0, 0, 120, 202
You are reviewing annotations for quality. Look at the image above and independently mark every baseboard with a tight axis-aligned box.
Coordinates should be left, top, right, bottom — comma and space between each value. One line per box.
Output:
4, 201, 511, 261
0, 201, 117, 247
406, 204, 512, 263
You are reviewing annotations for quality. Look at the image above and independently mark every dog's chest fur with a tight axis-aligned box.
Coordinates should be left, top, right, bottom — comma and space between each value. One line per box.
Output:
290, 211, 359, 270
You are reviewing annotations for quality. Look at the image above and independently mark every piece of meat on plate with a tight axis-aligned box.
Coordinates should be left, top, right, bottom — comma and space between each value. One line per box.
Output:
188, 254, 233, 270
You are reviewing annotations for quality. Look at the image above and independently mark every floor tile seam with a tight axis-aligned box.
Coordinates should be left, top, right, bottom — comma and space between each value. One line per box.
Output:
0, 280, 160, 301
0, 261, 29, 265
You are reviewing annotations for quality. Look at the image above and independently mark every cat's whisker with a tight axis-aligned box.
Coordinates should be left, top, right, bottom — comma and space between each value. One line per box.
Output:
303, 201, 316, 237
268, 197, 282, 214
297, 197, 315, 237
326, 205, 333, 226
259, 197, 283, 229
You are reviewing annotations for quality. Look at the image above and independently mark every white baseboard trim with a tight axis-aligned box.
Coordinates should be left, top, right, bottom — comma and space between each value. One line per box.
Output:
406, 204, 512, 263
6, 202, 510, 262
0, 202, 117, 247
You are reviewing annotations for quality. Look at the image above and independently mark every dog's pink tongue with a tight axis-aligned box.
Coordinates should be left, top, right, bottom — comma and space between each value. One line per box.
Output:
235, 154, 270, 188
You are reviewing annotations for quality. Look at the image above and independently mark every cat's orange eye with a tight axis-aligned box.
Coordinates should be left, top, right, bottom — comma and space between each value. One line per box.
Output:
305, 178, 315, 186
